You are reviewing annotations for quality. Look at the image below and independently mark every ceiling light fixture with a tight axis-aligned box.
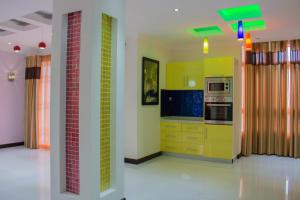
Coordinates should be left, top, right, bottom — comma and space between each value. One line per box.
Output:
38, 41, 46, 49
8, 42, 12, 45
237, 20, 244, 41
13, 45, 21, 53
203, 38, 209, 54
245, 33, 252, 51
174, 8, 180, 12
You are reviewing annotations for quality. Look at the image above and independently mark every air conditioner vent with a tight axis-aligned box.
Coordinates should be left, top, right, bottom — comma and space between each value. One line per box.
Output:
10, 19, 31, 27
35, 11, 52, 20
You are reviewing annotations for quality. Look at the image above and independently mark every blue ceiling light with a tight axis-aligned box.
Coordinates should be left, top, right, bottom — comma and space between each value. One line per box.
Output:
237, 20, 244, 41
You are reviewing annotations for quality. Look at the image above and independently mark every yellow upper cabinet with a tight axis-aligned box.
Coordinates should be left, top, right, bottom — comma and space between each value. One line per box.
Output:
204, 57, 234, 77
166, 61, 204, 90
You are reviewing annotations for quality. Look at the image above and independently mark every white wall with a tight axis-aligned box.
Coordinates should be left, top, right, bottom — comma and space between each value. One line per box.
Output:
124, 34, 139, 159
0, 50, 25, 145
137, 35, 169, 158
124, 34, 170, 159
169, 39, 242, 63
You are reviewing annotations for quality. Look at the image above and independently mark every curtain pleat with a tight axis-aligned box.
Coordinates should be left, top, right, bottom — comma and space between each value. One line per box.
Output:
290, 40, 300, 158
38, 55, 51, 149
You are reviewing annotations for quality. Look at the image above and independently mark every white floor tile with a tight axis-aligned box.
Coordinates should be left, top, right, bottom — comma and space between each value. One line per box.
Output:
0, 147, 299, 200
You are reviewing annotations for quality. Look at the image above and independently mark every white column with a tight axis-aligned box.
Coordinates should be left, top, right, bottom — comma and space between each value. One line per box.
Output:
51, 0, 125, 200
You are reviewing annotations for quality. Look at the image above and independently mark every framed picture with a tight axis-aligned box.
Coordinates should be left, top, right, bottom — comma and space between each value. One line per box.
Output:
142, 57, 159, 105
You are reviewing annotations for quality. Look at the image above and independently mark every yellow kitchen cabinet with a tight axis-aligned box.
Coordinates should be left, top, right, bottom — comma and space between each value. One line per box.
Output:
166, 62, 204, 90
182, 123, 205, 156
161, 130, 182, 142
160, 121, 181, 131
160, 121, 182, 153
161, 140, 183, 154
160, 121, 234, 160
204, 125, 233, 160
204, 57, 234, 77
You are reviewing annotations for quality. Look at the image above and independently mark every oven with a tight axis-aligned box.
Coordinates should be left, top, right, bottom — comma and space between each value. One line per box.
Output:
204, 77, 233, 125
204, 101, 233, 125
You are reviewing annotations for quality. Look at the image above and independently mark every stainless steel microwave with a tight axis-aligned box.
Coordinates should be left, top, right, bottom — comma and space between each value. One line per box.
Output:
205, 77, 233, 96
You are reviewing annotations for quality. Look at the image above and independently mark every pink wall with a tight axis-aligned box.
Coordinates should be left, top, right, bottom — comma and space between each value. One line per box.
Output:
0, 51, 25, 145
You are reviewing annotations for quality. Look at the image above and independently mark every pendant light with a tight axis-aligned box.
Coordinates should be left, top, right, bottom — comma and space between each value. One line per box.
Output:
38, 27, 47, 50
245, 33, 252, 51
203, 37, 209, 54
38, 41, 47, 49
237, 20, 244, 41
13, 45, 21, 53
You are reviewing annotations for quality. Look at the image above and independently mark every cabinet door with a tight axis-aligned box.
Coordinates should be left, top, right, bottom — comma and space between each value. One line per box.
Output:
161, 130, 182, 142
204, 125, 233, 159
161, 140, 183, 153
204, 57, 234, 77
160, 121, 182, 153
160, 121, 181, 131
166, 62, 204, 90
182, 123, 205, 156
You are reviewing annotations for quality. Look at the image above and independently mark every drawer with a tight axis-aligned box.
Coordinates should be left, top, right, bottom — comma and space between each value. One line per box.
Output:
182, 123, 204, 132
161, 131, 182, 142
182, 143, 204, 156
161, 122, 181, 131
182, 132, 204, 144
161, 140, 183, 153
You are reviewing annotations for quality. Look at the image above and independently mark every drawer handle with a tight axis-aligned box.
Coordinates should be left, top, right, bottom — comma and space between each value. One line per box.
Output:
186, 136, 198, 140
186, 147, 197, 151
166, 135, 177, 139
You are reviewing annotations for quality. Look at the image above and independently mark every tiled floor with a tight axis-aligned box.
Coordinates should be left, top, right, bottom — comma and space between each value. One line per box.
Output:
0, 147, 300, 200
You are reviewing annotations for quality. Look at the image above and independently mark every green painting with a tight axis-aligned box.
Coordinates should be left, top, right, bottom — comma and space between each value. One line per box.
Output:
142, 57, 159, 105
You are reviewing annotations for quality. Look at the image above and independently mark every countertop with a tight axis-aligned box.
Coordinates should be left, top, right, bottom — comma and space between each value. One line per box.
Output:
161, 117, 204, 123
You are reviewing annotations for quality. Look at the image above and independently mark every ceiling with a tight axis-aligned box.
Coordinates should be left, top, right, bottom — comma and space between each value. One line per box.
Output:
0, 0, 52, 54
125, 0, 300, 47
0, 0, 300, 54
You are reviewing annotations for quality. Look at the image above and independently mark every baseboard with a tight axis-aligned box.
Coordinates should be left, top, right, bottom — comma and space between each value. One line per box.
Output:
124, 152, 162, 165
237, 153, 242, 159
0, 142, 24, 149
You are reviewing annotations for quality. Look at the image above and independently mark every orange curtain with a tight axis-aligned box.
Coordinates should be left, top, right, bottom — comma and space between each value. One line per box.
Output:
38, 55, 51, 149
25, 56, 42, 149
25, 55, 51, 149
290, 40, 300, 157
242, 41, 296, 157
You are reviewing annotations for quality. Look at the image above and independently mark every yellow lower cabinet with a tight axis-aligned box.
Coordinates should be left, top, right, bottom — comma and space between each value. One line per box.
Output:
182, 143, 204, 156
161, 140, 183, 153
182, 123, 204, 133
160, 121, 181, 131
204, 125, 233, 160
161, 130, 182, 142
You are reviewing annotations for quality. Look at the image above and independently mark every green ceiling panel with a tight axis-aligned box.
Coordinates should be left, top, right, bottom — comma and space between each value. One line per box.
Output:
218, 4, 262, 21
230, 20, 266, 32
190, 26, 224, 37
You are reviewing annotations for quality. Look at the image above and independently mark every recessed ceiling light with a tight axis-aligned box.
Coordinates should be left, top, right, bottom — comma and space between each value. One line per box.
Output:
8, 42, 12, 45
174, 8, 180, 12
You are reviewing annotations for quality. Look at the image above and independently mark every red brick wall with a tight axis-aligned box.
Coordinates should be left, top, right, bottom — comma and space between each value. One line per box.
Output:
65, 11, 81, 194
